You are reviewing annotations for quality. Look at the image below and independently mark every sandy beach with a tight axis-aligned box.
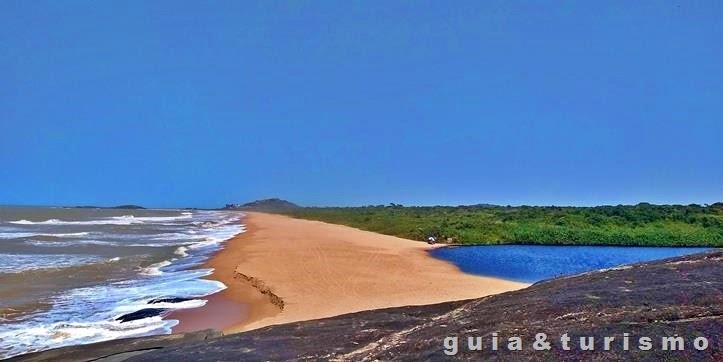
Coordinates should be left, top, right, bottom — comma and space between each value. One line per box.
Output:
171, 212, 529, 334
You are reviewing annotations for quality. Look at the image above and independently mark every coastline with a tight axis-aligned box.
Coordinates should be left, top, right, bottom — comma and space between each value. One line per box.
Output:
169, 221, 279, 333
171, 212, 528, 334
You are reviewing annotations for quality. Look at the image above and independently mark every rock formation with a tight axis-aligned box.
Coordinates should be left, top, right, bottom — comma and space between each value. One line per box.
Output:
12, 250, 721, 361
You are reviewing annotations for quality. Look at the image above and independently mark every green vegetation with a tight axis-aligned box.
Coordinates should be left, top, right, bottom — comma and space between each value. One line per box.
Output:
277, 203, 723, 247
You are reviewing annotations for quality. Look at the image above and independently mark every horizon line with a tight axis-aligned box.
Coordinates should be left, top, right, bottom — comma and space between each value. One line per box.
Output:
2, 200, 722, 210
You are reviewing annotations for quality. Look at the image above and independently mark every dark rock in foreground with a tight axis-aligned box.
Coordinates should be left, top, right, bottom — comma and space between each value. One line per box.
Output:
115, 309, 166, 323
12, 251, 722, 361
9, 330, 221, 362
148, 297, 192, 304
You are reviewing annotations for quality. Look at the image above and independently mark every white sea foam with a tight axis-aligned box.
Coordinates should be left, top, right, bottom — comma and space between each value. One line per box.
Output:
110, 215, 193, 223
10, 218, 141, 226
0, 270, 227, 358
48, 232, 90, 237
113, 299, 208, 313
7, 219, 36, 225
0, 210, 243, 359
0, 317, 177, 358
140, 260, 172, 276
149, 232, 206, 241
0, 232, 38, 238
0, 254, 104, 273
174, 246, 189, 257
24, 239, 121, 247
0, 232, 90, 239
9, 214, 192, 226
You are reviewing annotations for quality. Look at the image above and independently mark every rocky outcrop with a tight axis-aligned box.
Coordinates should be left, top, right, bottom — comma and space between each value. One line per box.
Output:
115, 309, 166, 323
147, 297, 192, 304
11, 251, 722, 361
10, 330, 221, 362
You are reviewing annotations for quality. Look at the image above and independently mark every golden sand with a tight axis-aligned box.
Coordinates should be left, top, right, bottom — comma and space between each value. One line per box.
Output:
172, 212, 528, 333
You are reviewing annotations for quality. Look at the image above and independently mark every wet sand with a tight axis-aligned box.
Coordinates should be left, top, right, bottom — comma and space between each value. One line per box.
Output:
172, 212, 529, 334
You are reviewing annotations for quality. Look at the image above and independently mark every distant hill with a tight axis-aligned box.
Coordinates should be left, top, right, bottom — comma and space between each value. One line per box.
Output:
223, 198, 300, 211
71, 205, 146, 210
110, 205, 146, 209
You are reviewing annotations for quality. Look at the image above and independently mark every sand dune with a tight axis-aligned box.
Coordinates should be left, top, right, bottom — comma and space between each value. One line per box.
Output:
172, 212, 528, 333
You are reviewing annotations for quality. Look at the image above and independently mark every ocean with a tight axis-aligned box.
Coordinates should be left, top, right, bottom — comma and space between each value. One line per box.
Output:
0, 206, 244, 359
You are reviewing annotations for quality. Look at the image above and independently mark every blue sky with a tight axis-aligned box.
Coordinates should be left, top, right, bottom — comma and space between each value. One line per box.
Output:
1, 1, 721, 208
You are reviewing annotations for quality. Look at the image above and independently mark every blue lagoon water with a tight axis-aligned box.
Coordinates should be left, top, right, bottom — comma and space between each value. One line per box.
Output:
430, 245, 712, 283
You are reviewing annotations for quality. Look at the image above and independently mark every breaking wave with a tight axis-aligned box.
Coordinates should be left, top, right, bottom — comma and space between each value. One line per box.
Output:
0, 210, 244, 358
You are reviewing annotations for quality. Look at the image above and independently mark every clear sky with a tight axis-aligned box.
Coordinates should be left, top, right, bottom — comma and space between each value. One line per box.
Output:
1, 1, 721, 208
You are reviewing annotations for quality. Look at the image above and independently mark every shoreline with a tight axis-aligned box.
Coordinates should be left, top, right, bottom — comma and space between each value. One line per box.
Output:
169, 221, 279, 333
171, 212, 528, 334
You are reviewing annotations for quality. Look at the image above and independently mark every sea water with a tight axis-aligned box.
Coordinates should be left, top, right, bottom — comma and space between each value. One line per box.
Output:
430, 244, 712, 283
0, 206, 244, 358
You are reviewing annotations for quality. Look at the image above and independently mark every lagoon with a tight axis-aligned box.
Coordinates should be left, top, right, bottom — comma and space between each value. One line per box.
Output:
430, 245, 712, 283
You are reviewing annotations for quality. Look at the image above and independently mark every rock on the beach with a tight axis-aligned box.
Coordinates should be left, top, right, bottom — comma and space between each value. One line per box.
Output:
115, 308, 167, 323
148, 297, 192, 304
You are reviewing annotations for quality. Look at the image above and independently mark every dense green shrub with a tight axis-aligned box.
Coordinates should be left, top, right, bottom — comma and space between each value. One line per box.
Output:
277, 204, 723, 247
